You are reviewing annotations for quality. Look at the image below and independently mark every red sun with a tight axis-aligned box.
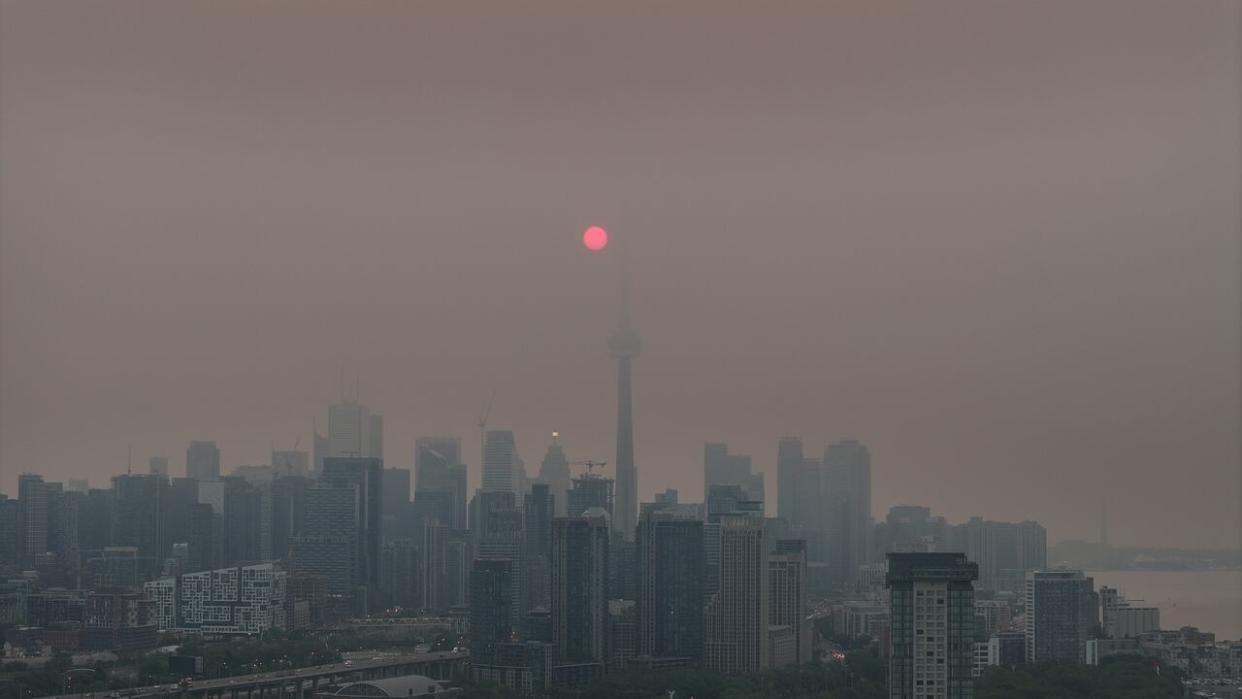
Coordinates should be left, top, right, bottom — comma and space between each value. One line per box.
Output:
583, 225, 609, 251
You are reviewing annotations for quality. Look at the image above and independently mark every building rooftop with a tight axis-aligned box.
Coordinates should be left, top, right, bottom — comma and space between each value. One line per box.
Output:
332, 675, 451, 698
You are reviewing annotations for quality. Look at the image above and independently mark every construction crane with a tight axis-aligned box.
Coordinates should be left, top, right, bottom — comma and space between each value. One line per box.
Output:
568, 460, 608, 477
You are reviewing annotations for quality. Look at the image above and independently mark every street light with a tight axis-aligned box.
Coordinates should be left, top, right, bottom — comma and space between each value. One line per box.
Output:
64, 669, 98, 698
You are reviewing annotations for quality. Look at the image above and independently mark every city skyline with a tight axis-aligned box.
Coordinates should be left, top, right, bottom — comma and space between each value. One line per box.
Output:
2, 1, 1238, 554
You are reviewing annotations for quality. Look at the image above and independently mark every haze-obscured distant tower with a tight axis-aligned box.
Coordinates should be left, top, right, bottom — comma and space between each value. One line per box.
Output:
148, 457, 169, 477
186, 441, 220, 481
19, 473, 49, 563
536, 433, 572, 517
609, 243, 640, 541
329, 400, 380, 459
482, 430, 522, 501
823, 439, 871, 589
775, 437, 803, 525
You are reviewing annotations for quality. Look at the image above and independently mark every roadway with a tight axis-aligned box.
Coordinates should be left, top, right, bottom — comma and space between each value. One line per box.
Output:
46, 651, 469, 699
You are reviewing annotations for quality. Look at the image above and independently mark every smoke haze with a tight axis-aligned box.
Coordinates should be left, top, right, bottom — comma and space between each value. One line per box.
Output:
1, 1, 1238, 548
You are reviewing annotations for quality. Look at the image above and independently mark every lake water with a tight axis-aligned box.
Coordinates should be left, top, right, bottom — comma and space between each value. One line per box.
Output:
1088, 570, 1242, 641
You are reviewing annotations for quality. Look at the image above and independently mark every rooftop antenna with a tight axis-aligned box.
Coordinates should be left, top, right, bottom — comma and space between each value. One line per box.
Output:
127, 443, 132, 475
338, 364, 346, 402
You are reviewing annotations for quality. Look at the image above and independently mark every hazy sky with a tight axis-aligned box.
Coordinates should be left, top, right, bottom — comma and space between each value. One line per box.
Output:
2, 1, 1238, 549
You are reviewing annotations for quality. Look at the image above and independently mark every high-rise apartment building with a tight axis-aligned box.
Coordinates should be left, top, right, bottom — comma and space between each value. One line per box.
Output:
0, 496, 20, 566
887, 552, 979, 699
1025, 569, 1096, 663
471, 558, 519, 675
174, 563, 286, 635
19, 474, 49, 563
551, 514, 610, 664
186, 441, 221, 481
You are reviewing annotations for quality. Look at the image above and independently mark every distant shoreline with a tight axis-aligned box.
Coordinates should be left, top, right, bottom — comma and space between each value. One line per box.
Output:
1082, 567, 1242, 573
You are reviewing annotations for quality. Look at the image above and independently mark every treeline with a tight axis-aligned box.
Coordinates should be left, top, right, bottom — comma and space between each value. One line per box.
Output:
976, 655, 1184, 699
177, 629, 342, 678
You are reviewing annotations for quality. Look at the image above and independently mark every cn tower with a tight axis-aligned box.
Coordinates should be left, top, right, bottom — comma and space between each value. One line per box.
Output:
590, 226, 639, 540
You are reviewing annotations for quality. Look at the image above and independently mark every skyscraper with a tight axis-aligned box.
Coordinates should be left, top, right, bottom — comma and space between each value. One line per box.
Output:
524, 483, 555, 611
186, 441, 220, 481
381, 467, 411, 543
0, 496, 20, 566
415, 436, 467, 530
269, 474, 310, 559
551, 514, 610, 663
704, 484, 763, 597
637, 510, 704, 663
482, 430, 525, 502
886, 552, 979, 699
471, 559, 519, 672
187, 502, 221, 573
320, 457, 383, 596
19, 473, 49, 563
609, 252, 640, 541
704, 443, 764, 505
368, 414, 384, 462
294, 485, 359, 596
1025, 569, 1096, 663
705, 514, 769, 674
221, 476, 270, 564
536, 433, 572, 517
567, 473, 614, 519
111, 473, 168, 573
775, 437, 803, 526
769, 539, 810, 665
824, 439, 871, 588
328, 400, 379, 458
312, 428, 329, 473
